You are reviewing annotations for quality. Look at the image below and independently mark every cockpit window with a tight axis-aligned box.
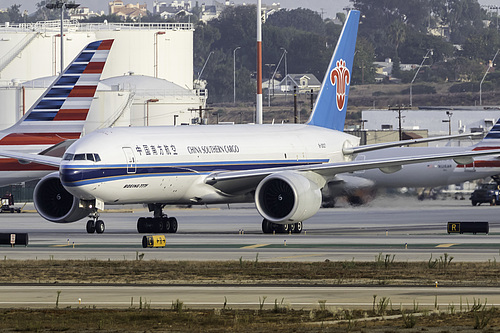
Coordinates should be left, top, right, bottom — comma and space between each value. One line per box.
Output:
74, 154, 86, 160
63, 153, 101, 162
63, 153, 74, 161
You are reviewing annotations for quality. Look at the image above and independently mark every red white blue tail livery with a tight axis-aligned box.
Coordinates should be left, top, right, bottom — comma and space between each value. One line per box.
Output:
0, 39, 113, 186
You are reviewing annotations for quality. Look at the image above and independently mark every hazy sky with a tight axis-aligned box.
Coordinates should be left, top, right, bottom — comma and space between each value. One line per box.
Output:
3, 0, 500, 19
1, 0, 351, 19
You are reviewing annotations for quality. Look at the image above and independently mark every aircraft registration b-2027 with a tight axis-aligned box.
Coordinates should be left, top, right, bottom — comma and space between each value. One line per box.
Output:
1, 10, 500, 234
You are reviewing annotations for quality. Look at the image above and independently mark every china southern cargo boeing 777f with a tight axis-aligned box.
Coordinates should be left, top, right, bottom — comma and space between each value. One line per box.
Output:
2, 11, 500, 234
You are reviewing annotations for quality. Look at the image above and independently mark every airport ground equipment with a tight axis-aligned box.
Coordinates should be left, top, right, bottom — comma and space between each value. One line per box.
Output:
0, 233, 28, 246
142, 235, 166, 248
0, 193, 21, 213
447, 221, 489, 234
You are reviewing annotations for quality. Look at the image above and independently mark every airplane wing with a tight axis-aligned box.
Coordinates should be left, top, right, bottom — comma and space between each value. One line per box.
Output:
0, 150, 61, 167
342, 132, 483, 155
206, 149, 500, 194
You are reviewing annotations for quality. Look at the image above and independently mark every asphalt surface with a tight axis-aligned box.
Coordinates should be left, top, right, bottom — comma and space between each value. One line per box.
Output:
1, 196, 499, 262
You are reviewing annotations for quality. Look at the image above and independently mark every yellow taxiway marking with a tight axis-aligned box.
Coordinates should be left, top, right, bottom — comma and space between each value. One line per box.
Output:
436, 243, 458, 248
275, 254, 323, 259
240, 244, 269, 249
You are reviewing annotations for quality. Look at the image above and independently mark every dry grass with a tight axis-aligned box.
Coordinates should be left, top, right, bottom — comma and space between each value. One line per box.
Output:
0, 258, 499, 285
0, 307, 499, 332
1, 259, 500, 331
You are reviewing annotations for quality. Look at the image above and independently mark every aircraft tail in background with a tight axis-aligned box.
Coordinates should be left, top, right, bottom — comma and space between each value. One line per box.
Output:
306, 10, 360, 131
473, 118, 500, 151
0, 39, 114, 150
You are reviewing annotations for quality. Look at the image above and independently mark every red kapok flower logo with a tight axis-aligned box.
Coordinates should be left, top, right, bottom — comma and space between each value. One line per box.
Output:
330, 59, 350, 111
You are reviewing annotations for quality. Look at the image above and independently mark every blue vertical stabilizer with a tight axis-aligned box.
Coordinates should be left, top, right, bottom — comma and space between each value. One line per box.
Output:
306, 10, 360, 131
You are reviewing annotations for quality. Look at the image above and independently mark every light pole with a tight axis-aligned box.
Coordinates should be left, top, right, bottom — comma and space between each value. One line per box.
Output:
233, 46, 240, 105
480, 49, 500, 106
410, 49, 433, 107
46, 1, 80, 75
442, 111, 453, 135
268, 48, 287, 107
264, 63, 275, 107
280, 47, 288, 100
197, 51, 214, 81
154, 31, 166, 78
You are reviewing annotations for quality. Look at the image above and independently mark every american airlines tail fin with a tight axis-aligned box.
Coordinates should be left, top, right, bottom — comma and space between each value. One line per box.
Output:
0, 39, 113, 148
473, 118, 500, 150
306, 10, 360, 131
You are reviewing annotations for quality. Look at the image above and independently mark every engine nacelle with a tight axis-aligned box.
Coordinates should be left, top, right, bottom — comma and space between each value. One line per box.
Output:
34, 172, 91, 223
255, 171, 322, 224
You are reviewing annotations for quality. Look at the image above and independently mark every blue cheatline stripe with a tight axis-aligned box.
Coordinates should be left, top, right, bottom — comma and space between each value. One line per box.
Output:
64, 159, 329, 169
25, 111, 59, 121
45, 88, 72, 98
55, 76, 80, 86
60, 159, 329, 186
34, 99, 65, 110
63, 172, 207, 187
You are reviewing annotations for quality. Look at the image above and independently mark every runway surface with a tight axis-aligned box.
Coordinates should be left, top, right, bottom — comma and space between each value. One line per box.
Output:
1, 196, 500, 310
0, 196, 499, 262
1, 285, 499, 310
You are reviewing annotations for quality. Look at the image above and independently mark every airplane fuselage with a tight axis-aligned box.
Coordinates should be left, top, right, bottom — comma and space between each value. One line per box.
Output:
60, 124, 359, 205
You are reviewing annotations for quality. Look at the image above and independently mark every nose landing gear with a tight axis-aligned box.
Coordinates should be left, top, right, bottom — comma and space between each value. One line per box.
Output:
86, 211, 105, 234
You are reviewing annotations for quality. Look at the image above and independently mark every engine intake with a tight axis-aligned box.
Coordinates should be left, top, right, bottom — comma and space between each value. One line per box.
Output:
255, 171, 322, 224
34, 172, 91, 223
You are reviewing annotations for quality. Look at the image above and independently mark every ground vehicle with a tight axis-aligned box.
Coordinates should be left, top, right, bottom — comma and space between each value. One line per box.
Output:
470, 182, 500, 206
0, 193, 21, 213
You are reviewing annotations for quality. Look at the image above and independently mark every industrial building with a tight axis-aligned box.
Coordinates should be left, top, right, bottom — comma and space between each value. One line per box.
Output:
0, 19, 205, 130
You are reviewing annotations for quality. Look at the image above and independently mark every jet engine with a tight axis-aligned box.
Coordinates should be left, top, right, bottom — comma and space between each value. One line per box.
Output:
34, 172, 91, 223
255, 171, 322, 224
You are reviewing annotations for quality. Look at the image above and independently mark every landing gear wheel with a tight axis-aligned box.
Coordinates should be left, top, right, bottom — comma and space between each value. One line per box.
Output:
293, 221, 303, 234
137, 217, 147, 233
95, 220, 105, 234
262, 219, 272, 234
163, 217, 171, 233
168, 217, 178, 233
86, 220, 95, 234
153, 218, 164, 233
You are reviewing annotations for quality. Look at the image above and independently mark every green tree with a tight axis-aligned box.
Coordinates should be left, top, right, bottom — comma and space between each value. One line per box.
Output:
352, 37, 376, 84
266, 8, 325, 35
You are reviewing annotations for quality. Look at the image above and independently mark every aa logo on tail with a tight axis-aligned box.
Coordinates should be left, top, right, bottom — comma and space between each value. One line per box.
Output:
330, 59, 350, 111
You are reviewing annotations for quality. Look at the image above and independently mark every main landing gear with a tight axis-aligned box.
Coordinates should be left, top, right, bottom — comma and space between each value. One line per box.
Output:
86, 211, 105, 234
137, 203, 178, 234
261, 219, 303, 234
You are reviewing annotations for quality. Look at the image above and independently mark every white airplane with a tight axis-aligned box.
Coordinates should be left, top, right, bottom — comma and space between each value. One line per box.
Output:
0, 39, 113, 186
2, 10, 500, 234
327, 123, 500, 205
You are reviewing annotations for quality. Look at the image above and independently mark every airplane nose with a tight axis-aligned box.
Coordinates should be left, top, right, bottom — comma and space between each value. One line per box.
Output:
60, 166, 84, 185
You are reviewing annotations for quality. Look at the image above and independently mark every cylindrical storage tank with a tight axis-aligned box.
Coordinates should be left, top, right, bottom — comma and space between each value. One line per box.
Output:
0, 87, 20, 130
